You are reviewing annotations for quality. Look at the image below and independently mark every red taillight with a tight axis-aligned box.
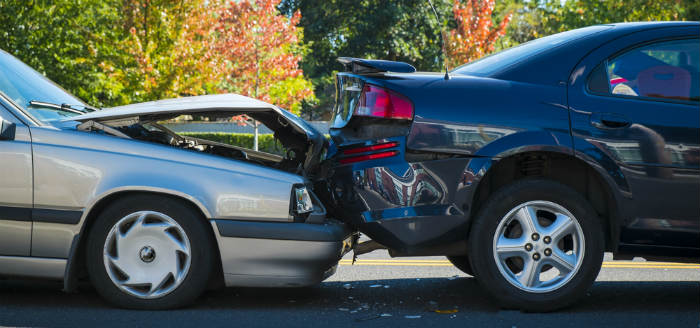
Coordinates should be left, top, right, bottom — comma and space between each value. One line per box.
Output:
339, 150, 399, 165
342, 141, 399, 155
339, 141, 400, 164
355, 84, 413, 120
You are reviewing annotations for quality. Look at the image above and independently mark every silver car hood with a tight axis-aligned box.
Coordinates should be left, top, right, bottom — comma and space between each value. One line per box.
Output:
73, 93, 283, 123
68, 93, 327, 171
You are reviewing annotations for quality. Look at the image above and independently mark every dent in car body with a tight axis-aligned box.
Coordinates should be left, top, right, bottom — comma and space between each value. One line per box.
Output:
329, 22, 700, 258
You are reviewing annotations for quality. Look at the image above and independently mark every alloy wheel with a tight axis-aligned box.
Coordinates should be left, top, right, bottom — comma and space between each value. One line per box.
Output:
492, 200, 585, 293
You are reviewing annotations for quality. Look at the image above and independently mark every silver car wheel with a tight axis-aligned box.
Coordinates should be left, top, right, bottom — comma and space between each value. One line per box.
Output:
103, 211, 192, 299
492, 200, 585, 293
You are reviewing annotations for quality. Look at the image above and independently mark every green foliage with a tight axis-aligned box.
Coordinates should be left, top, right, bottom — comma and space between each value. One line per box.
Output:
0, 0, 128, 107
494, 0, 695, 49
1, 0, 696, 113
548, 0, 685, 33
180, 132, 285, 155
279, 0, 454, 119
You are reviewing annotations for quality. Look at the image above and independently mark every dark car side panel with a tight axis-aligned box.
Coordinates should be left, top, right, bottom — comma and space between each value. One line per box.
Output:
568, 25, 700, 253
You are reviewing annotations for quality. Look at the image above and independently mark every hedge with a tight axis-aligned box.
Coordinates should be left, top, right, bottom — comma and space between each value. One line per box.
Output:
180, 132, 285, 155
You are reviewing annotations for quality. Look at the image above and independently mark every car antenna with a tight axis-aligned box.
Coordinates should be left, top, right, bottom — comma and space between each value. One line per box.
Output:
427, 0, 450, 80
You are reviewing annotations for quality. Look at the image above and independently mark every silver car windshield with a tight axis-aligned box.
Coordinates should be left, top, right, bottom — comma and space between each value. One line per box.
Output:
0, 50, 88, 126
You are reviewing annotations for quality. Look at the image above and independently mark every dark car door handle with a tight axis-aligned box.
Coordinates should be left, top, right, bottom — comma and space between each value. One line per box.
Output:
590, 113, 630, 129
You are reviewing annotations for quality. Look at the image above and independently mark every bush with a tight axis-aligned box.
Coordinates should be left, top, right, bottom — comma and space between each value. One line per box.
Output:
180, 132, 285, 155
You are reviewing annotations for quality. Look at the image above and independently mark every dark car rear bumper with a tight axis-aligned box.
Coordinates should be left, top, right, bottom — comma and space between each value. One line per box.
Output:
326, 138, 483, 255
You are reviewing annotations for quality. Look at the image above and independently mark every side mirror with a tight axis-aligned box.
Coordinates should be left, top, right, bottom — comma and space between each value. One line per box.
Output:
0, 118, 16, 141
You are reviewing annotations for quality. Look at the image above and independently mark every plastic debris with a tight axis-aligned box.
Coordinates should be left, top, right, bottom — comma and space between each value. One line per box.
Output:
405, 315, 422, 319
435, 309, 459, 314
356, 315, 381, 322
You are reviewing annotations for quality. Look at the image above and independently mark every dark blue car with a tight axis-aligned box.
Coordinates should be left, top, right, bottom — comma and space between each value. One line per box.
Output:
324, 22, 699, 311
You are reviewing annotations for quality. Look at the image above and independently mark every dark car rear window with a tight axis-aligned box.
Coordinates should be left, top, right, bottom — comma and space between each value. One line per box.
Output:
453, 25, 612, 77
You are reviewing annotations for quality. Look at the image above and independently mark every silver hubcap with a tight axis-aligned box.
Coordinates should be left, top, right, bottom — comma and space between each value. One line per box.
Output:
492, 200, 585, 293
103, 211, 191, 299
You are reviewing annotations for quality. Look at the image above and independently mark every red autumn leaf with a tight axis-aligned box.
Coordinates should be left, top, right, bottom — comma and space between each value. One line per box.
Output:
445, 0, 511, 67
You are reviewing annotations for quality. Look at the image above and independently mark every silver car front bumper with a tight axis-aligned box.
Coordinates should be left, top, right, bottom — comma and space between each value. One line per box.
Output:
212, 218, 355, 287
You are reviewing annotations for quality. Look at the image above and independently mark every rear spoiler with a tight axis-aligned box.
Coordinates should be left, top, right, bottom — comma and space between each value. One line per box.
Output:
337, 57, 416, 74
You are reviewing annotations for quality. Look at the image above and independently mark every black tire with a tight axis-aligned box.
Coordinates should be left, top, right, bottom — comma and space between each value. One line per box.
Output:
468, 179, 604, 312
86, 194, 215, 310
447, 255, 474, 276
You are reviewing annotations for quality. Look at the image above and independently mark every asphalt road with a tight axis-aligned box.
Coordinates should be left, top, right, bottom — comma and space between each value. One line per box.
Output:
1, 251, 698, 328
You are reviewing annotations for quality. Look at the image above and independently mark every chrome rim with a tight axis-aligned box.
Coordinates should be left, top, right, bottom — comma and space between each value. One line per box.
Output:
492, 200, 585, 293
103, 211, 191, 299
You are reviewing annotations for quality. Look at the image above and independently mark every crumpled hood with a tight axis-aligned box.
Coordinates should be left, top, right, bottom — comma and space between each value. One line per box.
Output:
67, 93, 327, 172
71, 93, 280, 122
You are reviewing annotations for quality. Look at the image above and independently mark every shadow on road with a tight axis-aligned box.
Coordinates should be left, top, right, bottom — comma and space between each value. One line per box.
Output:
1, 277, 698, 312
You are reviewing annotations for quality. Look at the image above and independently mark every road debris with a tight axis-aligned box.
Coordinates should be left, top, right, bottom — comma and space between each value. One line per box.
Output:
354, 313, 393, 322
355, 315, 380, 322
435, 309, 459, 314
426, 300, 439, 311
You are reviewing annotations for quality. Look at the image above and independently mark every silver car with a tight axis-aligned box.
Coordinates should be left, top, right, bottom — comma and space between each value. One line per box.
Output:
0, 49, 354, 309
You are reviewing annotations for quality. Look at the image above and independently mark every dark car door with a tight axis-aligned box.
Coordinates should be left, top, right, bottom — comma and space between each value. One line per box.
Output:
568, 26, 700, 252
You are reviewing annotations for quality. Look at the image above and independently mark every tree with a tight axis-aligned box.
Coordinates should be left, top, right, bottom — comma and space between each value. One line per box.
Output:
214, 0, 315, 115
0, 0, 128, 107
279, 0, 454, 119
493, 0, 693, 51
547, 0, 685, 34
104, 0, 220, 104
445, 0, 511, 67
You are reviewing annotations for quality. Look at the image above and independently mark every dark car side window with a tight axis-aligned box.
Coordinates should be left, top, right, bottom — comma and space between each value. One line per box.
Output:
587, 38, 700, 103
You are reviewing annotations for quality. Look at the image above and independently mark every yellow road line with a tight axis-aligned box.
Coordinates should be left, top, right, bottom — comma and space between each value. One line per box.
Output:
338, 259, 700, 269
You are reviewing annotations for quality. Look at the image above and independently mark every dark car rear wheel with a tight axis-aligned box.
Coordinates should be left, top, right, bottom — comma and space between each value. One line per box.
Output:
447, 255, 474, 276
86, 195, 215, 309
468, 179, 604, 312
